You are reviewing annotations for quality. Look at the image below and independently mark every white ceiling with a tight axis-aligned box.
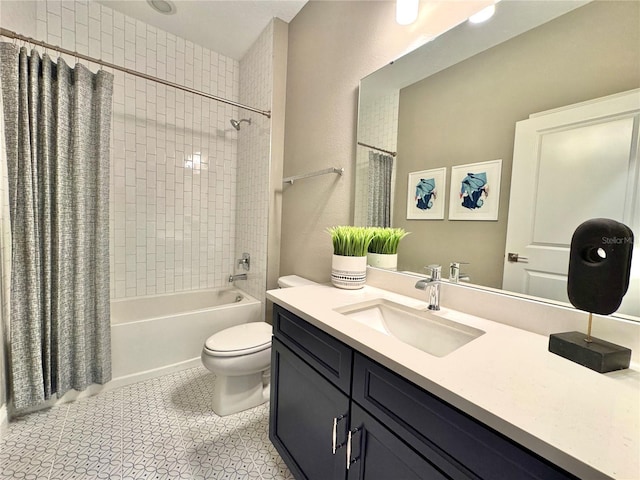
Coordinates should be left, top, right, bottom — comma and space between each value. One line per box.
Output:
96, 0, 308, 60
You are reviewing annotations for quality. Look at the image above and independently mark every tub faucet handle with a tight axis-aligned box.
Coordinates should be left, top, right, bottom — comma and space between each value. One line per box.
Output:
238, 252, 250, 271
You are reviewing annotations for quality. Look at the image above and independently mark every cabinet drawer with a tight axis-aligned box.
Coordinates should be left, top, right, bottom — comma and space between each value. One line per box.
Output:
353, 354, 577, 480
273, 304, 353, 394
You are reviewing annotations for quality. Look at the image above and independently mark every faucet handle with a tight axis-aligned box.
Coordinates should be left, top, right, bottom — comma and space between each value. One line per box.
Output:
449, 261, 469, 283
426, 264, 441, 280
238, 252, 250, 271
449, 261, 468, 273
450, 261, 469, 268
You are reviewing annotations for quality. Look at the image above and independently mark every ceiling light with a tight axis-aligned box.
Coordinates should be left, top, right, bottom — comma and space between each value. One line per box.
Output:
396, 0, 419, 26
147, 0, 176, 15
469, 4, 496, 24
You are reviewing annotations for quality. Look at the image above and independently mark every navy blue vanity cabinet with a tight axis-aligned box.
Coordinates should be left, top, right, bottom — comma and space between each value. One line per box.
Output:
271, 305, 458, 479
270, 305, 578, 480
270, 305, 354, 480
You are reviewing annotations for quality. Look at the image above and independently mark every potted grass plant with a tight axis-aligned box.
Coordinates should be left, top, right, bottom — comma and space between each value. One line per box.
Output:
327, 226, 375, 289
367, 227, 409, 271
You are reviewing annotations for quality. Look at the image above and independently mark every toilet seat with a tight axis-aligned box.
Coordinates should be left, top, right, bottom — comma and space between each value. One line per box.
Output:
204, 322, 272, 357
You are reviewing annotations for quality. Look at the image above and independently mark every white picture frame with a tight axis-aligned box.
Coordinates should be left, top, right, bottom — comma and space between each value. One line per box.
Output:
448, 159, 502, 221
406, 167, 446, 220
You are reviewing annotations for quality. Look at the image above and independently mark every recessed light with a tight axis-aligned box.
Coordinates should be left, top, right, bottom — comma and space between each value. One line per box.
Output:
396, 0, 419, 26
147, 0, 176, 15
469, 4, 496, 24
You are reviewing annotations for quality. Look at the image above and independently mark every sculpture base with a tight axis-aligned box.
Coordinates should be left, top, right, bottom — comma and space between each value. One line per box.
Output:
548, 332, 631, 373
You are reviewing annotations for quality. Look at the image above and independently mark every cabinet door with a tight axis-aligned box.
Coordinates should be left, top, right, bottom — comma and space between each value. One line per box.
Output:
270, 337, 350, 480
347, 403, 453, 480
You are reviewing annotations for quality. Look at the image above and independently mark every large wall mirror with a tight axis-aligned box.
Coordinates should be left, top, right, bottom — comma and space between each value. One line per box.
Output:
356, 0, 639, 321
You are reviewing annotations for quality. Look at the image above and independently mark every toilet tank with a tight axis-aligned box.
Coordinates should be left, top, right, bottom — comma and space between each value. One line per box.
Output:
277, 275, 317, 288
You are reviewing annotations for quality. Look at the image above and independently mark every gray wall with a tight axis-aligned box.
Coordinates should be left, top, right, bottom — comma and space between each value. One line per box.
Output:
394, 1, 640, 288
280, 1, 478, 282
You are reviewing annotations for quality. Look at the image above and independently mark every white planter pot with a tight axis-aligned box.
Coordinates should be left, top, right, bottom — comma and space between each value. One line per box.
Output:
367, 253, 398, 271
331, 254, 367, 289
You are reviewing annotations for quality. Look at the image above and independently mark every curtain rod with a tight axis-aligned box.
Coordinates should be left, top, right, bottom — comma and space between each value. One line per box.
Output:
357, 141, 396, 157
0, 27, 271, 119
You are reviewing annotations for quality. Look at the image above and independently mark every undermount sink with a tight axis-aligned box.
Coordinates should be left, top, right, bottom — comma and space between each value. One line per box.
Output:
335, 299, 485, 357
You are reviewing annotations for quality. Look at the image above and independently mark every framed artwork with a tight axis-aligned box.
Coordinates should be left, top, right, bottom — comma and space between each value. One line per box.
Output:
406, 167, 446, 220
448, 159, 502, 221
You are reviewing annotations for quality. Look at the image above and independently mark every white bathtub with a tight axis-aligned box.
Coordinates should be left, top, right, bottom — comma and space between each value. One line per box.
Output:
110, 288, 263, 385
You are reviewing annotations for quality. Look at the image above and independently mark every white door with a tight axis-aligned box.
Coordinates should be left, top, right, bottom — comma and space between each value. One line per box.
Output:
503, 89, 640, 318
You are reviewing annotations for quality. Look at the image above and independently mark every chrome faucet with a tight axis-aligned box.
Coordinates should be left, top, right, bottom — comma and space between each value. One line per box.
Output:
415, 265, 441, 310
228, 273, 248, 282
449, 262, 470, 283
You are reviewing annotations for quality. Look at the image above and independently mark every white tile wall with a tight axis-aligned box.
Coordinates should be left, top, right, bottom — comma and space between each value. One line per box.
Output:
235, 22, 274, 305
354, 91, 399, 226
33, 0, 257, 299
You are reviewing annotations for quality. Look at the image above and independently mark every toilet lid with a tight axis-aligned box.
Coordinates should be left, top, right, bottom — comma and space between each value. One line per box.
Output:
204, 322, 272, 356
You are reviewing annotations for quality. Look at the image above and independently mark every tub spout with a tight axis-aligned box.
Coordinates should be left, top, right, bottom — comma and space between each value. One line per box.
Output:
228, 273, 248, 282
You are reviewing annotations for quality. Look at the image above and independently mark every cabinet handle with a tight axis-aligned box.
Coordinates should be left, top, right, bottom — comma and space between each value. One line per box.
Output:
332, 415, 345, 454
346, 427, 360, 470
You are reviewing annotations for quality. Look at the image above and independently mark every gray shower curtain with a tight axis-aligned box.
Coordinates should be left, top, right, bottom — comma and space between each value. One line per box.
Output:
0, 43, 113, 409
367, 151, 394, 227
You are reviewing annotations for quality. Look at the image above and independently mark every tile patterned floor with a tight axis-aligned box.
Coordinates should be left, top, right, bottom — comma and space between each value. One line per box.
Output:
0, 367, 294, 480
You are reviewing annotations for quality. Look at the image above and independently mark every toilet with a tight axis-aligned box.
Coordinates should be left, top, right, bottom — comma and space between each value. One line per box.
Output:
201, 275, 317, 416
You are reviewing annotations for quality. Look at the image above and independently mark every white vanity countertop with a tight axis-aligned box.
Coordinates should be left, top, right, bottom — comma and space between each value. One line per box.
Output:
267, 284, 640, 480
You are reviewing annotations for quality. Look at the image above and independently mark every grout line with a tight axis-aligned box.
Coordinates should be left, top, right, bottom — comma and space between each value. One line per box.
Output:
46, 403, 70, 480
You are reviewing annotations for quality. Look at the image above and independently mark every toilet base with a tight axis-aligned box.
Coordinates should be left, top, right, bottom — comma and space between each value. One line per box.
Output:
212, 371, 269, 416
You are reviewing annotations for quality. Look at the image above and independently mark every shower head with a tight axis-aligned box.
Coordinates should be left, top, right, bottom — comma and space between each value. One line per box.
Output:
230, 118, 251, 131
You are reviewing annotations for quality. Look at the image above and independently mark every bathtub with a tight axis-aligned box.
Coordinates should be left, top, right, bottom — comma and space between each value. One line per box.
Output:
110, 288, 263, 386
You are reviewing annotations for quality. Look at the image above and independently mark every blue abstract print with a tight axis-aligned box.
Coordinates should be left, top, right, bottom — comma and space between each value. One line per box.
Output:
459, 172, 489, 210
415, 178, 436, 210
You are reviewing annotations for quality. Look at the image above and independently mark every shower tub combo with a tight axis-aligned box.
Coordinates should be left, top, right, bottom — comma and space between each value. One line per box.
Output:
110, 288, 262, 386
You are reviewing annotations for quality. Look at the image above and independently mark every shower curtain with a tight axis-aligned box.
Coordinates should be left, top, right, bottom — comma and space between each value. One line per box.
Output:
0, 43, 113, 410
367, 151, 394, 227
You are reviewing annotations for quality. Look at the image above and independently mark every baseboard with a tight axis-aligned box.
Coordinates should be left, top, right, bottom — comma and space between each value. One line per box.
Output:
108, 357, 202, 391
57, 357, 203, 402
